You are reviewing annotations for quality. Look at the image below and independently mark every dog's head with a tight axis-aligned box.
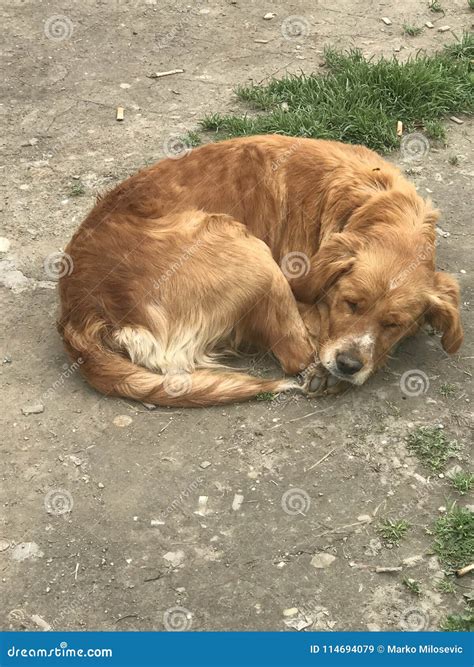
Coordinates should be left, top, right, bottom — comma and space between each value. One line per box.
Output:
302, 191, 463, 385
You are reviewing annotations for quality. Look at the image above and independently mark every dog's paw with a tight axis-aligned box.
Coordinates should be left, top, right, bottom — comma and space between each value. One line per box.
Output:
301, 363, 350, 397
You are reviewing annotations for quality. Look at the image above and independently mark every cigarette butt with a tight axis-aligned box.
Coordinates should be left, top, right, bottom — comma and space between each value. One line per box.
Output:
148, 69, 184, 79
456, 563, 474, 577
397, 120, 403, 136
116, 106, 124, 121
450, 116, 463, 125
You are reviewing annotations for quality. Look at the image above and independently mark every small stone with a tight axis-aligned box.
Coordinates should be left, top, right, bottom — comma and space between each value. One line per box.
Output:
438, 506, 447, 513
0, 237, 11, 253
311, 552, 336, 569
21, 401, 44, 416
113, 415, 132, 427
200, 460, 212, 469
283, 607, 298, 617
0, 539, 10, 552
263, 12, 275, 20
450, 116, 463, 125
460, 269, 466, 274
141, 402, 156, 410
163, 550, 185, 567
232, 494, 244, 511
98, 482, 105, 489
381, 17, 392, 25
357, 514, 372, 523
425, 21, 434, 28
438, 25, 450, 32
120, 83, 131, 89
69, 455, 83, 466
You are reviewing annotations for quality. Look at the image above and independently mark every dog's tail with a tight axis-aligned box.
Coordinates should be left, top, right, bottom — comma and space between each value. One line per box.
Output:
58, 317, 298, 407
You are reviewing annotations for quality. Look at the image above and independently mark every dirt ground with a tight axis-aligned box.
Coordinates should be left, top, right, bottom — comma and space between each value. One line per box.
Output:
1, 0, 473, 633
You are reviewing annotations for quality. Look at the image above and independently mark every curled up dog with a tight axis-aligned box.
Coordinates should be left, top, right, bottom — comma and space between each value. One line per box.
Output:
57, 136, 463, 406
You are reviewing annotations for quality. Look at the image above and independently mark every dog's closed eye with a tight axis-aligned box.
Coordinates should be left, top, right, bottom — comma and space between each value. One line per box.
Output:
345, 300, 358, 313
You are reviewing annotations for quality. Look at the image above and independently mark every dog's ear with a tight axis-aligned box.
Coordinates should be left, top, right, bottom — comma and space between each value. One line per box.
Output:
426, 272, 463, 353
292, 232, 362, 303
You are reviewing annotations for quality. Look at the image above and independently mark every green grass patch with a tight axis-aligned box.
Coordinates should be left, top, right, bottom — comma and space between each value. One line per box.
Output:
200, 34, 474, 153
403, 25, 423, 37
406, 426, 458, 472
429, 0, 444, 11
440, 604, 474, 631
378, 518, 410, 544
436, 578, 456, 594
69, 182, 85, 197
402, 577, 422, 595
180, 131, 202, 148
450, 471, 474, 495
434, 504, 474, 571
256, 392, 275, 401
439, 382, 457, 397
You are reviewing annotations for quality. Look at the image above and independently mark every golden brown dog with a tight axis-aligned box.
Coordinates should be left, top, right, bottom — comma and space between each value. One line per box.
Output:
57, 135, 463, 406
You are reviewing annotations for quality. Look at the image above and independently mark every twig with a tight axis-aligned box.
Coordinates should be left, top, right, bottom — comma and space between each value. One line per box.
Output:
307, 447, 337, 471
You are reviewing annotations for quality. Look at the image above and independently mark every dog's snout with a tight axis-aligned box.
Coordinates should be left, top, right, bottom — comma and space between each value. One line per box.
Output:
336, 352, 363, 376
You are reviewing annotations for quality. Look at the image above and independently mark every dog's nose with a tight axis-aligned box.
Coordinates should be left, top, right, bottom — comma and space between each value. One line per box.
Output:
336, 352, 363, 376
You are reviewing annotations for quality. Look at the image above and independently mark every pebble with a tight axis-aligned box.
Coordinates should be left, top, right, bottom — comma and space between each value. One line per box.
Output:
450, 116, 463, 125
199, 461, 212, 469
438, 25, 450, 32
21, 401, 44, 416
113, 415, 132, 427
163, 550, 185, 567
425, 21, 434, 28
232, 494, 244, 511
0, 237, 11, 253
98, 482, 105, 489
69, 455, 83, 467
263, 12, 275, 20
310, 552, 336, 569
0, 539, 10, 552
381, 17, 392, 25
283, 607, 298, 617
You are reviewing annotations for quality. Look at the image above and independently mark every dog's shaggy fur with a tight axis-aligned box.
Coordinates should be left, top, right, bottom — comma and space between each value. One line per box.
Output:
57, 135, 463, 406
